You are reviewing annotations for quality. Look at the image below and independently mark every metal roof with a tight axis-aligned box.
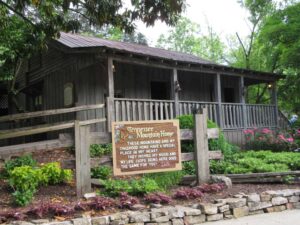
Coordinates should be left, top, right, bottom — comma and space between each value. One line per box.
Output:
57, 32, 214, 65
55, 32, 282, 80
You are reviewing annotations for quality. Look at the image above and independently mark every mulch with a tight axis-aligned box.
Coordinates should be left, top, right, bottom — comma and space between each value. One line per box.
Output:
0, 148, 299, 221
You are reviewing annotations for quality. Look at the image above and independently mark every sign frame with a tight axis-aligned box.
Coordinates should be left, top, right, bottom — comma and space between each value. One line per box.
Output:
112, 119, 182, 176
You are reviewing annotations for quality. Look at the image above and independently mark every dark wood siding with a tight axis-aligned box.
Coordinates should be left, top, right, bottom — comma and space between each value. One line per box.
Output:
178, 71, 214, 102
114, 62, 172, 99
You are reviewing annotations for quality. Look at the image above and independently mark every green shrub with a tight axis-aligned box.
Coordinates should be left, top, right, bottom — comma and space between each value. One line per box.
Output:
4, 155, 37, 175
177, 114, 194, 129
101, 179, 131, 197
9, 166, 39, 192
12, 189, 35, 206
101, 178, 160, 197
8, 162, 72, 206
9, 166, 40, 206
131, 178, 160, 195
40, 162, 72, 185
143, 171, 183, 190
91, 166, 112, 179
176, 115, 238, 155
90, 144, 112, 157
182, 161, 196, 175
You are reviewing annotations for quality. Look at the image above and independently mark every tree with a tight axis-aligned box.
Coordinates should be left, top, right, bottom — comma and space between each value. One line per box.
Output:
81, 26, 148, 45
156, 17, 225, 64
0, 0, 185, 38
259, 2, 300, 113
0, 0, 185, 111
227, 0, 276, 104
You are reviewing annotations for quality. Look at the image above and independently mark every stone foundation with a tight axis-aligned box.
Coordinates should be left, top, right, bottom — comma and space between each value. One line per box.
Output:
11, 189, 300, 225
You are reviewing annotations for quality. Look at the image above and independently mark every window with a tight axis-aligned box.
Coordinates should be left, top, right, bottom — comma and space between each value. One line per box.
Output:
64, 83, 74, 107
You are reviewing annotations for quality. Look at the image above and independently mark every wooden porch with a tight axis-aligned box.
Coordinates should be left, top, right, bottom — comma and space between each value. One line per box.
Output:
106, 57, 282, 131
110, 98, 277, 130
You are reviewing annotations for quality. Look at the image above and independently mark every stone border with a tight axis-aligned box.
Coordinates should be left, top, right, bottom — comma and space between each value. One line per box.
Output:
11, 189, 300, 225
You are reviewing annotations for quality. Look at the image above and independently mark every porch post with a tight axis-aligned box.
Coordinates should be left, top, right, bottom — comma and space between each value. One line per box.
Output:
106, 57, 115, 132
239, 76, 248, 128
171, 68, 180, 117
214, 73, 223, 128
271, 81, 278, 128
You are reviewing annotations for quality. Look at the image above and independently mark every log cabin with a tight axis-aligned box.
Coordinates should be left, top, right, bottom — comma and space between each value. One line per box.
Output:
6, 32, 288, 146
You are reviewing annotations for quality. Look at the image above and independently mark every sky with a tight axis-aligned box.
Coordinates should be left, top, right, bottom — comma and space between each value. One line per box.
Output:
135, 0, 251, 46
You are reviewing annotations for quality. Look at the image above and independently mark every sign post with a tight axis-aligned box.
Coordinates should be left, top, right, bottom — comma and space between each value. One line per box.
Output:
112, 120, 181, 176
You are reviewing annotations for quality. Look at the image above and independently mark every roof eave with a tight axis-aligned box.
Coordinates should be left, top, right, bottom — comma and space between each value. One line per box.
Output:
50, 40, 283, 80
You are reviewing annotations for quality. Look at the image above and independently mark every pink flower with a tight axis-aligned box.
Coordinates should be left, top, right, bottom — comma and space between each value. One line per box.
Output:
286, 137, 294, 143
261, 128, 272, 134
243, 129, 254, 135
278, 134, 285, 140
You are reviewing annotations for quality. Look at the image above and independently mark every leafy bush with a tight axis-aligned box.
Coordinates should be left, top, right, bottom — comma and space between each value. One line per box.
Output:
101, 178, 160, 197
177, 114, 238, 155
9, 166, 40, 206
101, 179, 131, 197
131, 178, 160, 195
4, 154, 37, 175
8, 162, 72, 206
91, 166, 112, 179
90, 144, 112, 157
244, 128, 298, 151
182, 161, 196, 175
40, 162, 72, 185
143, 171, 183, 190
9, 166, 40, 192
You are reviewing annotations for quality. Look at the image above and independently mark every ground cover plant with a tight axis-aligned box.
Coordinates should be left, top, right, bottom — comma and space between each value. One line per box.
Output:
100, 177, 160, 197
0, 182, 227, 223
197, 150, 300, 175
3, 155, 72, 206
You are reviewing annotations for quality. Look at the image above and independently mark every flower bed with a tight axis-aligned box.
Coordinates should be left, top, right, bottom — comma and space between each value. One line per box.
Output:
244, 128, 298, 151
2, 188, 300, 225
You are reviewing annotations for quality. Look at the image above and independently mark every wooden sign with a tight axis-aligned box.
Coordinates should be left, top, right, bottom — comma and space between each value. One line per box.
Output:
112, 120, 182, 176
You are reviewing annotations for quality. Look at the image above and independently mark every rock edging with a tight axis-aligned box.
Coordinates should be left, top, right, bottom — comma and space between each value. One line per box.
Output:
11, 189, 300, 225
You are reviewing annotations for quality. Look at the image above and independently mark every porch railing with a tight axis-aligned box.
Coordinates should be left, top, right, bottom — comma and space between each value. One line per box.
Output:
178, 101, 218, 123
112, 98, 277, 129
222, 103, 244, 129
245, 104, 276, 128
114, 98, 175, 121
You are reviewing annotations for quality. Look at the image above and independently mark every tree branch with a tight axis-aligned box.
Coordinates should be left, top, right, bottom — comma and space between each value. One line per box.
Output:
256, 84, 268, 104
68, 7, 91, 21
236, 32, 249, 69
0, 1, 35, 27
